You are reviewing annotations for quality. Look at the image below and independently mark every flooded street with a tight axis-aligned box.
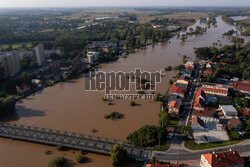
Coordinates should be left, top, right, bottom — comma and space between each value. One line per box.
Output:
0, 16, 249, 167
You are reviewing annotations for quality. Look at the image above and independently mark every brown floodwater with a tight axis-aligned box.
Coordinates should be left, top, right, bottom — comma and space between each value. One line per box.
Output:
0, 16, 249, 167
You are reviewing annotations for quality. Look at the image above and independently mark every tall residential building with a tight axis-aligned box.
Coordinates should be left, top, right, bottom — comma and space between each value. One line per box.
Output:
87, 51, 99, 64
34, 44, 45, 66
1, 52, 21, 77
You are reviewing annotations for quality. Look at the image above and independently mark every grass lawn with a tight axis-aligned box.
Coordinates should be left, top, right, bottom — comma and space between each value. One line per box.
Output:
0, 43, 32, 50
148, 143, 171, 151
39, 28, 54, 33
184, 139, 245, 150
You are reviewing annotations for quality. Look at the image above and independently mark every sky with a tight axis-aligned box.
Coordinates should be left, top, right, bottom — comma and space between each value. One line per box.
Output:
0, 0, 249, 8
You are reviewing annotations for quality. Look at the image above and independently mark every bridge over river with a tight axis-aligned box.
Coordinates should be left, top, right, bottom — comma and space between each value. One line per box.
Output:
0, 123, 152, 161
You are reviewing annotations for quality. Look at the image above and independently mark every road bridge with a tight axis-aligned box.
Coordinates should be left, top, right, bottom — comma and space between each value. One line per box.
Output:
0, 123, 151, 161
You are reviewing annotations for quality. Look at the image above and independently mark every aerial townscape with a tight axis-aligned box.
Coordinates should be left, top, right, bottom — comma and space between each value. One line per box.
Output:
0, 1, 250, 167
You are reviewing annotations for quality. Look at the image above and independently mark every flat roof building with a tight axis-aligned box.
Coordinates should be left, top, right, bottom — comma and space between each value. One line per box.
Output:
220, 105, 238, 119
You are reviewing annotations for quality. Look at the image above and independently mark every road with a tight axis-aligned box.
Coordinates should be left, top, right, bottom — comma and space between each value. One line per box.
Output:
154, 140, 250, 162
166, 64, 201, 154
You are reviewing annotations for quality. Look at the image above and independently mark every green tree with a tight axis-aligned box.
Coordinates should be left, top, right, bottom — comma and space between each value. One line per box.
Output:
127, 125, 161, 146
110, 144, 128, 166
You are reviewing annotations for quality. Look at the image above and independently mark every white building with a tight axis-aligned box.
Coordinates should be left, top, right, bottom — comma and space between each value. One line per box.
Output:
87, 51, 99, 64
220, 105, 238, 119
1, 52, 21, 77
34, 44, 45, 66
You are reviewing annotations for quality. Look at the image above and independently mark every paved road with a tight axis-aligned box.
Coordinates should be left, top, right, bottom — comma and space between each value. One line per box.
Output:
166, 64, 200, 154
154, 140, 250, 162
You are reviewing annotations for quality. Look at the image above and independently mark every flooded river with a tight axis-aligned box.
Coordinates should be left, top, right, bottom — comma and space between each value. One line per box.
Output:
0, 16, 249, 167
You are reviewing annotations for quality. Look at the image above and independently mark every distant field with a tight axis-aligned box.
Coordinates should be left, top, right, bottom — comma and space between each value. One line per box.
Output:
60, 9, 208, 26
0, 43, 32, 50
39, 29, 54, 33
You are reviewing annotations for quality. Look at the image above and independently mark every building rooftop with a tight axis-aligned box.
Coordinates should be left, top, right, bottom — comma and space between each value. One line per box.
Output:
227, 117, 242, 130
202, 150, 244, 167
220, 105, 237, 113
233, 81, 250, 93
169, 101, 181, 109
193, 107, 216, 118
192, 116, 205, 127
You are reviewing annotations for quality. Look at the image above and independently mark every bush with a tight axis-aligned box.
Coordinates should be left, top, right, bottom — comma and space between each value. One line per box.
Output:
80, 150, 87, 155
165, 66, 172, 71
47, 157, 66, 167
76, 154, 87, 163
104, 114, 111, 119
229, 131, 240, 140
130, 101, 136, 106
169, 79, 174, 85
45, 150, 52, 155
55, 146, 63, 151
102, 97, 106, 101
174, 64, 185, 71
104, 111, 122, 119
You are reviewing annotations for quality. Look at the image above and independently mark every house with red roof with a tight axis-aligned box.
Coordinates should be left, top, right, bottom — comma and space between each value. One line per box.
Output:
184, 61, 194, 70
169, 84, 187, 98
238, 110, 250, 117
168, 101, 181, 115
193, 89, 206, 111
233, 81, 250, 94
200, 149, 244, 167
203, 68, 213, 77
227, 117, 244, 131
202, 83, 228, 97
191, 116, 205, 130
193, 107, 216, 119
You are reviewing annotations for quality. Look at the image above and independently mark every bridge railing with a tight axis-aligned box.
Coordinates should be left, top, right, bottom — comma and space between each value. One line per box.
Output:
0, 122, 152, 159
0, 122, 128, 145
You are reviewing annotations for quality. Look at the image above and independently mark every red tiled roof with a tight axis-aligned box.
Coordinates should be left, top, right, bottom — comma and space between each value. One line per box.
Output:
238, 110, 250, 117
169, 101, 181, 110
202, 87, 228, 94
204, 68, 213, 76
203, 150, 244, 167
195, 89, 205, 99
194, 97, 204, 108
169, 84, 187, 96
227, 117, 242, 130
233, 81, 250, 92
193, 107, 216, 117
194, 89, 205, 108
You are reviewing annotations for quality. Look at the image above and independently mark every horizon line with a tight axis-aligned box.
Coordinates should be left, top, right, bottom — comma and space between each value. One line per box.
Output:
0, 6, 250, 9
